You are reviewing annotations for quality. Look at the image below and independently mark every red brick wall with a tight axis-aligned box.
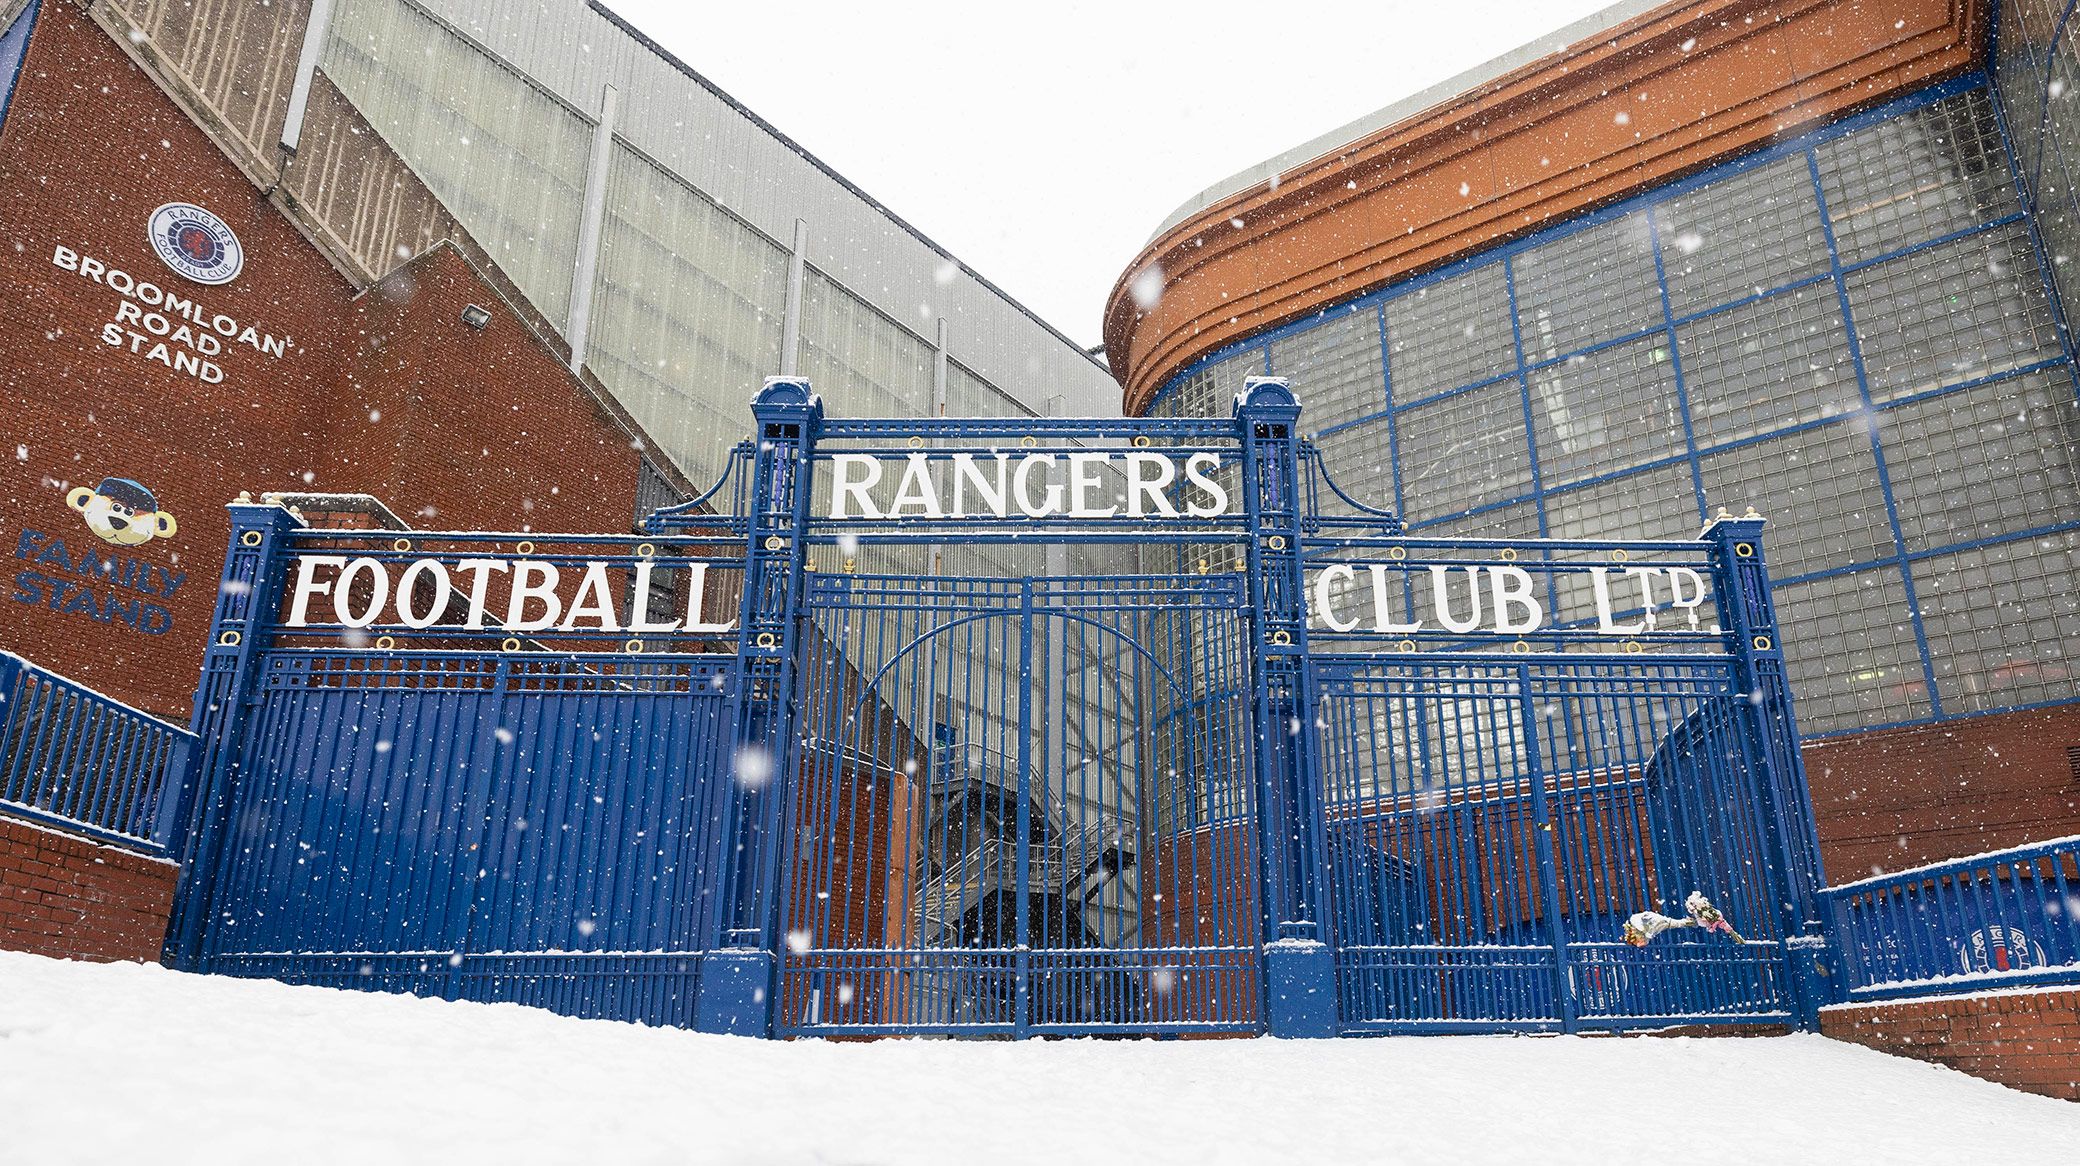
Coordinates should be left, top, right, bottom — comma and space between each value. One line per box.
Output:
1822, 988, 2080, 1102
1804, 706, 2080, 880
0, 2, 643, 721
0, 815, 177, 962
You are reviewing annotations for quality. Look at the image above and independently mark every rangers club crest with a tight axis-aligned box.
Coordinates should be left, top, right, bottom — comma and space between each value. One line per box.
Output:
146, 202, 243, 285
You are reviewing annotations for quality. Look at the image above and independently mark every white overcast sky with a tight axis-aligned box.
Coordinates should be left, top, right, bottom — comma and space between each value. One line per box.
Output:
609, 1, 1620, 348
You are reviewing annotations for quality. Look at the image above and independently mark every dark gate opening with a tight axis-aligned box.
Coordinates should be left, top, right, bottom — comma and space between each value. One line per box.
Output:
778, 569, 1261, 1036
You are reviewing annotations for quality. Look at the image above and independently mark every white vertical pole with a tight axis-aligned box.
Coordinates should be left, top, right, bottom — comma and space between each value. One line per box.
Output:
565, 83, 619, 372
932, 317, 950, 416
1045, 393, 1068, 817
929, 318, 951, 577
279, 0, 338, 155
780, 219, 809, 376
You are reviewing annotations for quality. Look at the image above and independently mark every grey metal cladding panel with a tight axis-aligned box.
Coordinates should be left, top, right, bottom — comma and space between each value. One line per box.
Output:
406, 0, 1115, 416
325, 0, 591, 327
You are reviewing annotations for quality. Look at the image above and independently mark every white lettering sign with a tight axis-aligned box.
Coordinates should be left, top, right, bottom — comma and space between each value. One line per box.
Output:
1308, 563, 1712, 638
282, 555, 738, 635
826, 451, 1232, 520
50, 244, 293, 387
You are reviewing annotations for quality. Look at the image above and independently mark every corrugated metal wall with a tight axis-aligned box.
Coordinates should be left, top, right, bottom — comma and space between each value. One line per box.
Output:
101, 0, 1120, 491
388, 0, 1115, 417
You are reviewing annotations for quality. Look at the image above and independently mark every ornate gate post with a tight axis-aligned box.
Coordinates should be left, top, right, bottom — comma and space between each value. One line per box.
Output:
1703, 510, 1838, 1028
165, 497, 304, 969
696, 378, 822, 1036
1234, 377, 1337, 1036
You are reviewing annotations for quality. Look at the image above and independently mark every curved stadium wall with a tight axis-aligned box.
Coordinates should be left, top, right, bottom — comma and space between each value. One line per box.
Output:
1130, 63, 2080, 872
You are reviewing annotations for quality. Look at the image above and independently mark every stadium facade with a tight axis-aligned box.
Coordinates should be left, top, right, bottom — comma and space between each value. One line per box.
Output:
0, 0, 2076, 1070
1106, 0, 2080, 875
0, 0, 1111, 719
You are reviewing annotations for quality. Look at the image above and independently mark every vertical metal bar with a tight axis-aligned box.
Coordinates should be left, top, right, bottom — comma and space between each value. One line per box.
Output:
780, 220, 809, 377
1013, 580, 1035, 1037
277, 0, 337, 155
1643, 205, 1713, 524
1519, 661, 1575, 1032
167, 502, 305, 968
1502, 258, 1553, 538
565, 83, 619, 372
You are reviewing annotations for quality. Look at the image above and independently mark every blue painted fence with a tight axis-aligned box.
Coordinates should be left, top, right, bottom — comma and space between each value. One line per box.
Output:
165, 525, 741, 1026
1306, 523, 1819, 1033
164, 378, 1828, 1037
1820, 836, 2080, 1001
0, 651, 192, 854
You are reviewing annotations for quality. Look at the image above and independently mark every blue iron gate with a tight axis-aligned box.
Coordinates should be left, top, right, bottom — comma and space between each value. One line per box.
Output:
1305, 525, 1822, 1033
777, 572, 1260, 1036
170, 377, 1826, 1036
167, 524, 745, 1024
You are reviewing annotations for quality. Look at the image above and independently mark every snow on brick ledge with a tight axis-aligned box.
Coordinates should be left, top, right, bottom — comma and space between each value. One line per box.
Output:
0, 814, 176, 963
1822, 986, 2080, 1102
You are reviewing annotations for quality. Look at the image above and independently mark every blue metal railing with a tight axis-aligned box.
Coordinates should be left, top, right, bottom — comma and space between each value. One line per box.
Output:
1821, 836, 2080, 1001
0, 652, 194, 854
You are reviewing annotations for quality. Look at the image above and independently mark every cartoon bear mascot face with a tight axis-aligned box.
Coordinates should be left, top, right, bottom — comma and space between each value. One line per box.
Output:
67, 477, 177, 547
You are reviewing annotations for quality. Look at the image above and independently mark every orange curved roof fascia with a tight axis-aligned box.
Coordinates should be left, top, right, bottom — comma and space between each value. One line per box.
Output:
1105, 0, 1984, 415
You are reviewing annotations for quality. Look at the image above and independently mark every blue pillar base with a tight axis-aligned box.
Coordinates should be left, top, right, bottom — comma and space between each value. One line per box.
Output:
695, 948, 774, 1037
1784, 931, 1839, 1031
1264, 932, 1337, 1038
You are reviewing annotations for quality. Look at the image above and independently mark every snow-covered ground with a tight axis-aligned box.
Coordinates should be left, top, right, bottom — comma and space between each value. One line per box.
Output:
2, 952, 2073, 1165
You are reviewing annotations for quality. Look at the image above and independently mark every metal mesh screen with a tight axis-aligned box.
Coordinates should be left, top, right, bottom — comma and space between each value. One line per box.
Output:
1513, 213, 1663, 359
1775, 567, 1930, 732
1915, 529, 2080, 714
1815, 90, 2019, 265
1699, 424, 1893, 581
1657, 154, 1828, 314
1270, 305, 1385, 436
1677, 284, 1858, 447
1384, 266, 1515, 400
1143, 81, 2076, 738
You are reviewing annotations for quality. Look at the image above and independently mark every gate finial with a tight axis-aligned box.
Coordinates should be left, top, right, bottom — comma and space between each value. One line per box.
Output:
754, 376, 821, 412
1237, 375, 1299, 415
